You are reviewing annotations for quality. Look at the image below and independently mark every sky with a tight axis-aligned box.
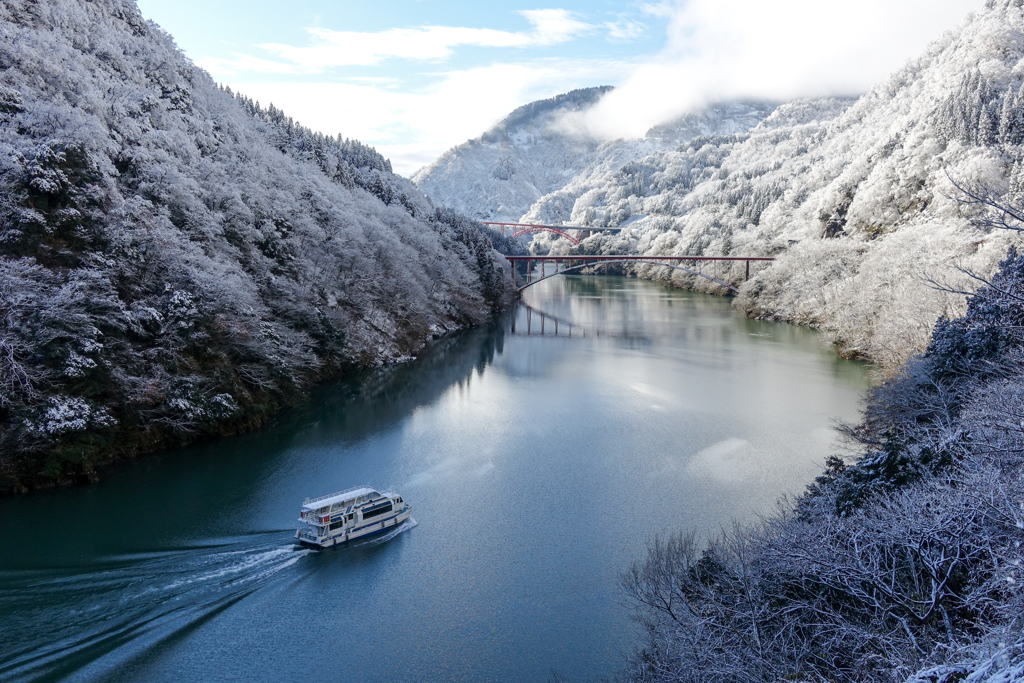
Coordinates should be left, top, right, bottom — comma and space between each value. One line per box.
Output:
136, 0, 985, 176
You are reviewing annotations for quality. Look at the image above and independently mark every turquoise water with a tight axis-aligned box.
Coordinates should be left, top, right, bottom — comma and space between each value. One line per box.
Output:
0, 276, 868, 682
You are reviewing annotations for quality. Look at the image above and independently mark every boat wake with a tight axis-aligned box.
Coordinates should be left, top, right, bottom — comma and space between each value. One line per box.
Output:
0, 533, 313, 683
357, 516, 418, 548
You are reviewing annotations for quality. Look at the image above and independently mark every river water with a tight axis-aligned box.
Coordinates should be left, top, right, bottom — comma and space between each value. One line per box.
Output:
0, 276, 868, 683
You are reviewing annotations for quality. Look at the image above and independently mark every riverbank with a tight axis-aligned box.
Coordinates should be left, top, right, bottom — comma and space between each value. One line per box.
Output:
0, 304, 513, 495
0, 0, 518, 493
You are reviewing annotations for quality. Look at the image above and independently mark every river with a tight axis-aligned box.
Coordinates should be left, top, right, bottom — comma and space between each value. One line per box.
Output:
0, 276, 869, 683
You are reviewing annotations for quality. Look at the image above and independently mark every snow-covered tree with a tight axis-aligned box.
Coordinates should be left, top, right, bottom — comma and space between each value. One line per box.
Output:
617, 243, 1024, 682
0, 0, 513, 489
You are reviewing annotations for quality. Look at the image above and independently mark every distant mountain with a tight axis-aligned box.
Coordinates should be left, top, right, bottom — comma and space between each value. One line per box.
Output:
0, 0, 512, 488
412, 87, 613, 222
527, 1, 1024, 368
413, 89, 778, 225
520, 101, 781, 226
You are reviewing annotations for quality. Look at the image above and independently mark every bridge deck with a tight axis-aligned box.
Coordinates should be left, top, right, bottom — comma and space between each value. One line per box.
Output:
503, 255, 774, 262
503, 254, 775, 293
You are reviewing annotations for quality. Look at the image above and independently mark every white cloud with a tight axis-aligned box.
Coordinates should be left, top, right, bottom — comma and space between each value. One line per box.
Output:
204, 9, 593, 75
605, 19, 646, 41
215, 1, 983, 175
574, 0, 985, 139
520, 8, 596, 44
198, 53, 303, 77
637, 2, 676, 19
230, 58, 634, 176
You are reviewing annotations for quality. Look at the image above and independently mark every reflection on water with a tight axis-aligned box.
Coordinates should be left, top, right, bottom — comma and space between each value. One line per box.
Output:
0, 276, 868, 683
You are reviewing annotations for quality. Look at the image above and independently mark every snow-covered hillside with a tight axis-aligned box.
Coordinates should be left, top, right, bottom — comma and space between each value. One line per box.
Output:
412, 89, 777, 224
412, 87, 612, 221
527, 1, 1024, 367
0, 0, 512, 488
521, 101, 785, 227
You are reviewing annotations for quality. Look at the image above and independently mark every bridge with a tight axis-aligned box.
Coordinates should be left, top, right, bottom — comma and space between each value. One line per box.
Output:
503, 255, 775, 293
483, 222, 623, 246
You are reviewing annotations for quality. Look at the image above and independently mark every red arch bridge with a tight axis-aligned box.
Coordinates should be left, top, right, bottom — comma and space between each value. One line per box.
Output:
503, 255, 775, 293
483, 222, 623, 246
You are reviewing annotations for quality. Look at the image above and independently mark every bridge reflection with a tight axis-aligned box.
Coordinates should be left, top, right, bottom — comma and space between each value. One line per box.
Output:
512, 303, 591, 337
510, 302, 652, 346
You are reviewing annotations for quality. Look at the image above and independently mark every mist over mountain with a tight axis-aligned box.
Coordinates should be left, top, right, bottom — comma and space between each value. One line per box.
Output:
520, 100, 783, 227
412, 87, 612, 222
413, 88, 778, 225
0, 0, 513, 488
420, 1, 1024, 368
546, 0, 1024, 368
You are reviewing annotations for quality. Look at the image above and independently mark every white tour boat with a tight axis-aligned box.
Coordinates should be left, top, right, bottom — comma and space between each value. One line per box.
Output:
295, 486, 412, 549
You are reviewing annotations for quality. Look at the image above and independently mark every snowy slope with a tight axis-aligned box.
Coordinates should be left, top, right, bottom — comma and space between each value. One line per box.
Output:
0, 0, 512, 486
412, 88, 777, 224
522, 101, 782, 227
412, 87, 612, 221
530, 1, 1024, 367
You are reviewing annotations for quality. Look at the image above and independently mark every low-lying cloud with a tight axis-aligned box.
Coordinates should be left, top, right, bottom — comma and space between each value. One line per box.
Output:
211, 1, 983, 174
574, 0, 985, 139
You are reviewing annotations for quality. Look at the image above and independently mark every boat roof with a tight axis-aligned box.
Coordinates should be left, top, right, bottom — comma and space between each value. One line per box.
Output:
301, 486, 380, 511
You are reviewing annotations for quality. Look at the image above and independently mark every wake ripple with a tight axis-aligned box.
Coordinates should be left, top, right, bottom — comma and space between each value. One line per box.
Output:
357, 516, 418, 548
0, 533, 312, 683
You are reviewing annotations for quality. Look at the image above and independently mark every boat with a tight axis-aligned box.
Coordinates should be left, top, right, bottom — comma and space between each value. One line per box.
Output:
295, 485, 412, 549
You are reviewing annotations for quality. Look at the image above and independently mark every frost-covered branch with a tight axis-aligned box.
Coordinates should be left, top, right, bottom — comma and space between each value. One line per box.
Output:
946, 172, 1024, 232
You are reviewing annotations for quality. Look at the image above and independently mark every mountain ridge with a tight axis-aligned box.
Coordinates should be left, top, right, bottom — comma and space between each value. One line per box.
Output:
0, 0, 513, 489
413, 89, 780, 225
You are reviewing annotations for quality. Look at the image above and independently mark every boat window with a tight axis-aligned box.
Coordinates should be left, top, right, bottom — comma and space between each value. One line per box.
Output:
329, 520, 345, 531
347, 514, 354, 521
363, 503, 393, 520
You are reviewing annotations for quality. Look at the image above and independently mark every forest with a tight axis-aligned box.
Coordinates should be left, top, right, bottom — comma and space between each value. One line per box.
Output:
0, 0, 514, 491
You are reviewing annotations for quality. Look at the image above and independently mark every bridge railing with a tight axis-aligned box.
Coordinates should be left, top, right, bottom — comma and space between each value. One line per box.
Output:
502, 255, 775, 292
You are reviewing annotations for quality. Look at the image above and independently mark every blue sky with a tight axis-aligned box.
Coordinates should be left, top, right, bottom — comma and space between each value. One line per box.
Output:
138, 0, 666, 78
136, 0, 983, 175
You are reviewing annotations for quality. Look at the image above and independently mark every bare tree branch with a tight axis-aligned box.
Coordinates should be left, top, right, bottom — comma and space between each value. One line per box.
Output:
945, 171, 1024, 232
